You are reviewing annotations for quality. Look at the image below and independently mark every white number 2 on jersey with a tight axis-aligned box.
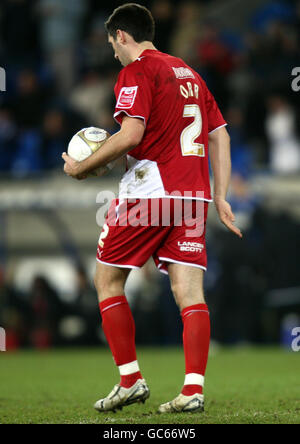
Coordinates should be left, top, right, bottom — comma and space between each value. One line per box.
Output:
180, 104, 205, 157
98, 223, 109, 248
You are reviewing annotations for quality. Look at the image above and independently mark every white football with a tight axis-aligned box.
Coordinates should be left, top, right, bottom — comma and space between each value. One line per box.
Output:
67, 127, 114, 177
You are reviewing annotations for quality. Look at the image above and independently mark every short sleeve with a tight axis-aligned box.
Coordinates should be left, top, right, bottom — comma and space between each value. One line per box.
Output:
201, 79, 227, 134
113, 64, 153, 127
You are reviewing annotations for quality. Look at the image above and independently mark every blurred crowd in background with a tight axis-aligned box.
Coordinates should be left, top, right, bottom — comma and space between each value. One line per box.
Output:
0, 0, 300, 350
1, 0, 300, 176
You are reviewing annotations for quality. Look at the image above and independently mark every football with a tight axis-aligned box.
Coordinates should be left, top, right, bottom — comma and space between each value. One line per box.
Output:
67, 127, 114, 177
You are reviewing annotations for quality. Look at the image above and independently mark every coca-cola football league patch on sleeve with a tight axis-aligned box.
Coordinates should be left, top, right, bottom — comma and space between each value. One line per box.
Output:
116, 86, 138, 109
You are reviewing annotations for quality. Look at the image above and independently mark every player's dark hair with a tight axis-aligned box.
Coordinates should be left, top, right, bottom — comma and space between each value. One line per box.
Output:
105, 3, 155, 43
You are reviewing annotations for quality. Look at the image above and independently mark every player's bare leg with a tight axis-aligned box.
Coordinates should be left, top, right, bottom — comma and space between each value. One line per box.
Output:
168, 263, 206, 309
158, 264, 209, 413
94, 261, 130, 302
93, 262, 149, 412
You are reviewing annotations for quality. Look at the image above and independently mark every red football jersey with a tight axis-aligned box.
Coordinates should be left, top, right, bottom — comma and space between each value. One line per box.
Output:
113, 49, 227, 201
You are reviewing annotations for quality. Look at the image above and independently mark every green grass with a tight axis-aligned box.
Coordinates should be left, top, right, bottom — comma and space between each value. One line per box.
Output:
0, 346, 299, 424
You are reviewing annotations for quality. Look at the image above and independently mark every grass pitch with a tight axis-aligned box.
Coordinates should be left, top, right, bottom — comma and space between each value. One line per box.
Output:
0, 346, 299, 424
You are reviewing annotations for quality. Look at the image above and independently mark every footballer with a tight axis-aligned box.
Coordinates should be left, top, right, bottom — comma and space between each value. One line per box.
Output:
63, 3, 242, 413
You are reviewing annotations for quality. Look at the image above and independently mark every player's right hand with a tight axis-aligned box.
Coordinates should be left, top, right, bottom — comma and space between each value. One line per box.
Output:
62, 152, 87, 180
214, 197, 243, 239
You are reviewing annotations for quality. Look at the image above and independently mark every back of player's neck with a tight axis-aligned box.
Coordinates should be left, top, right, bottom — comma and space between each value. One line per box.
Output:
135, 43, 157, 59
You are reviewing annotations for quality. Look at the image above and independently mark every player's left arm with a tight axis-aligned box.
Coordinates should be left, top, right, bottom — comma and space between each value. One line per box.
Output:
209, 126, 242, 238
62, 116, 145, 178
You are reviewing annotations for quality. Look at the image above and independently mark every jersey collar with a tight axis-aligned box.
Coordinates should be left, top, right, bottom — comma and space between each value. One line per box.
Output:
136, 49, 158, 60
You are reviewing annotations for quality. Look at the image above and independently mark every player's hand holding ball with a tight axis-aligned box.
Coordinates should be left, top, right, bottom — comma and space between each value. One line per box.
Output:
63, 127, 113, 179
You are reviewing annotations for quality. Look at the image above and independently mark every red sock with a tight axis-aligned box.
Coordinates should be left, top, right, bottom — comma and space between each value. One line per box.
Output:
99, 295, 142, 388
181, 303, 210, 396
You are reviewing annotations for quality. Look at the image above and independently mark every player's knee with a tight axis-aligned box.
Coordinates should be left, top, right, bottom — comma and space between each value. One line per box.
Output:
171, 282, 205, 310
93, 273, 101, 294
171, 282, 188, 305
94, 272, 125, 302
94, 275, 110, 301
94, 271, 109, 300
